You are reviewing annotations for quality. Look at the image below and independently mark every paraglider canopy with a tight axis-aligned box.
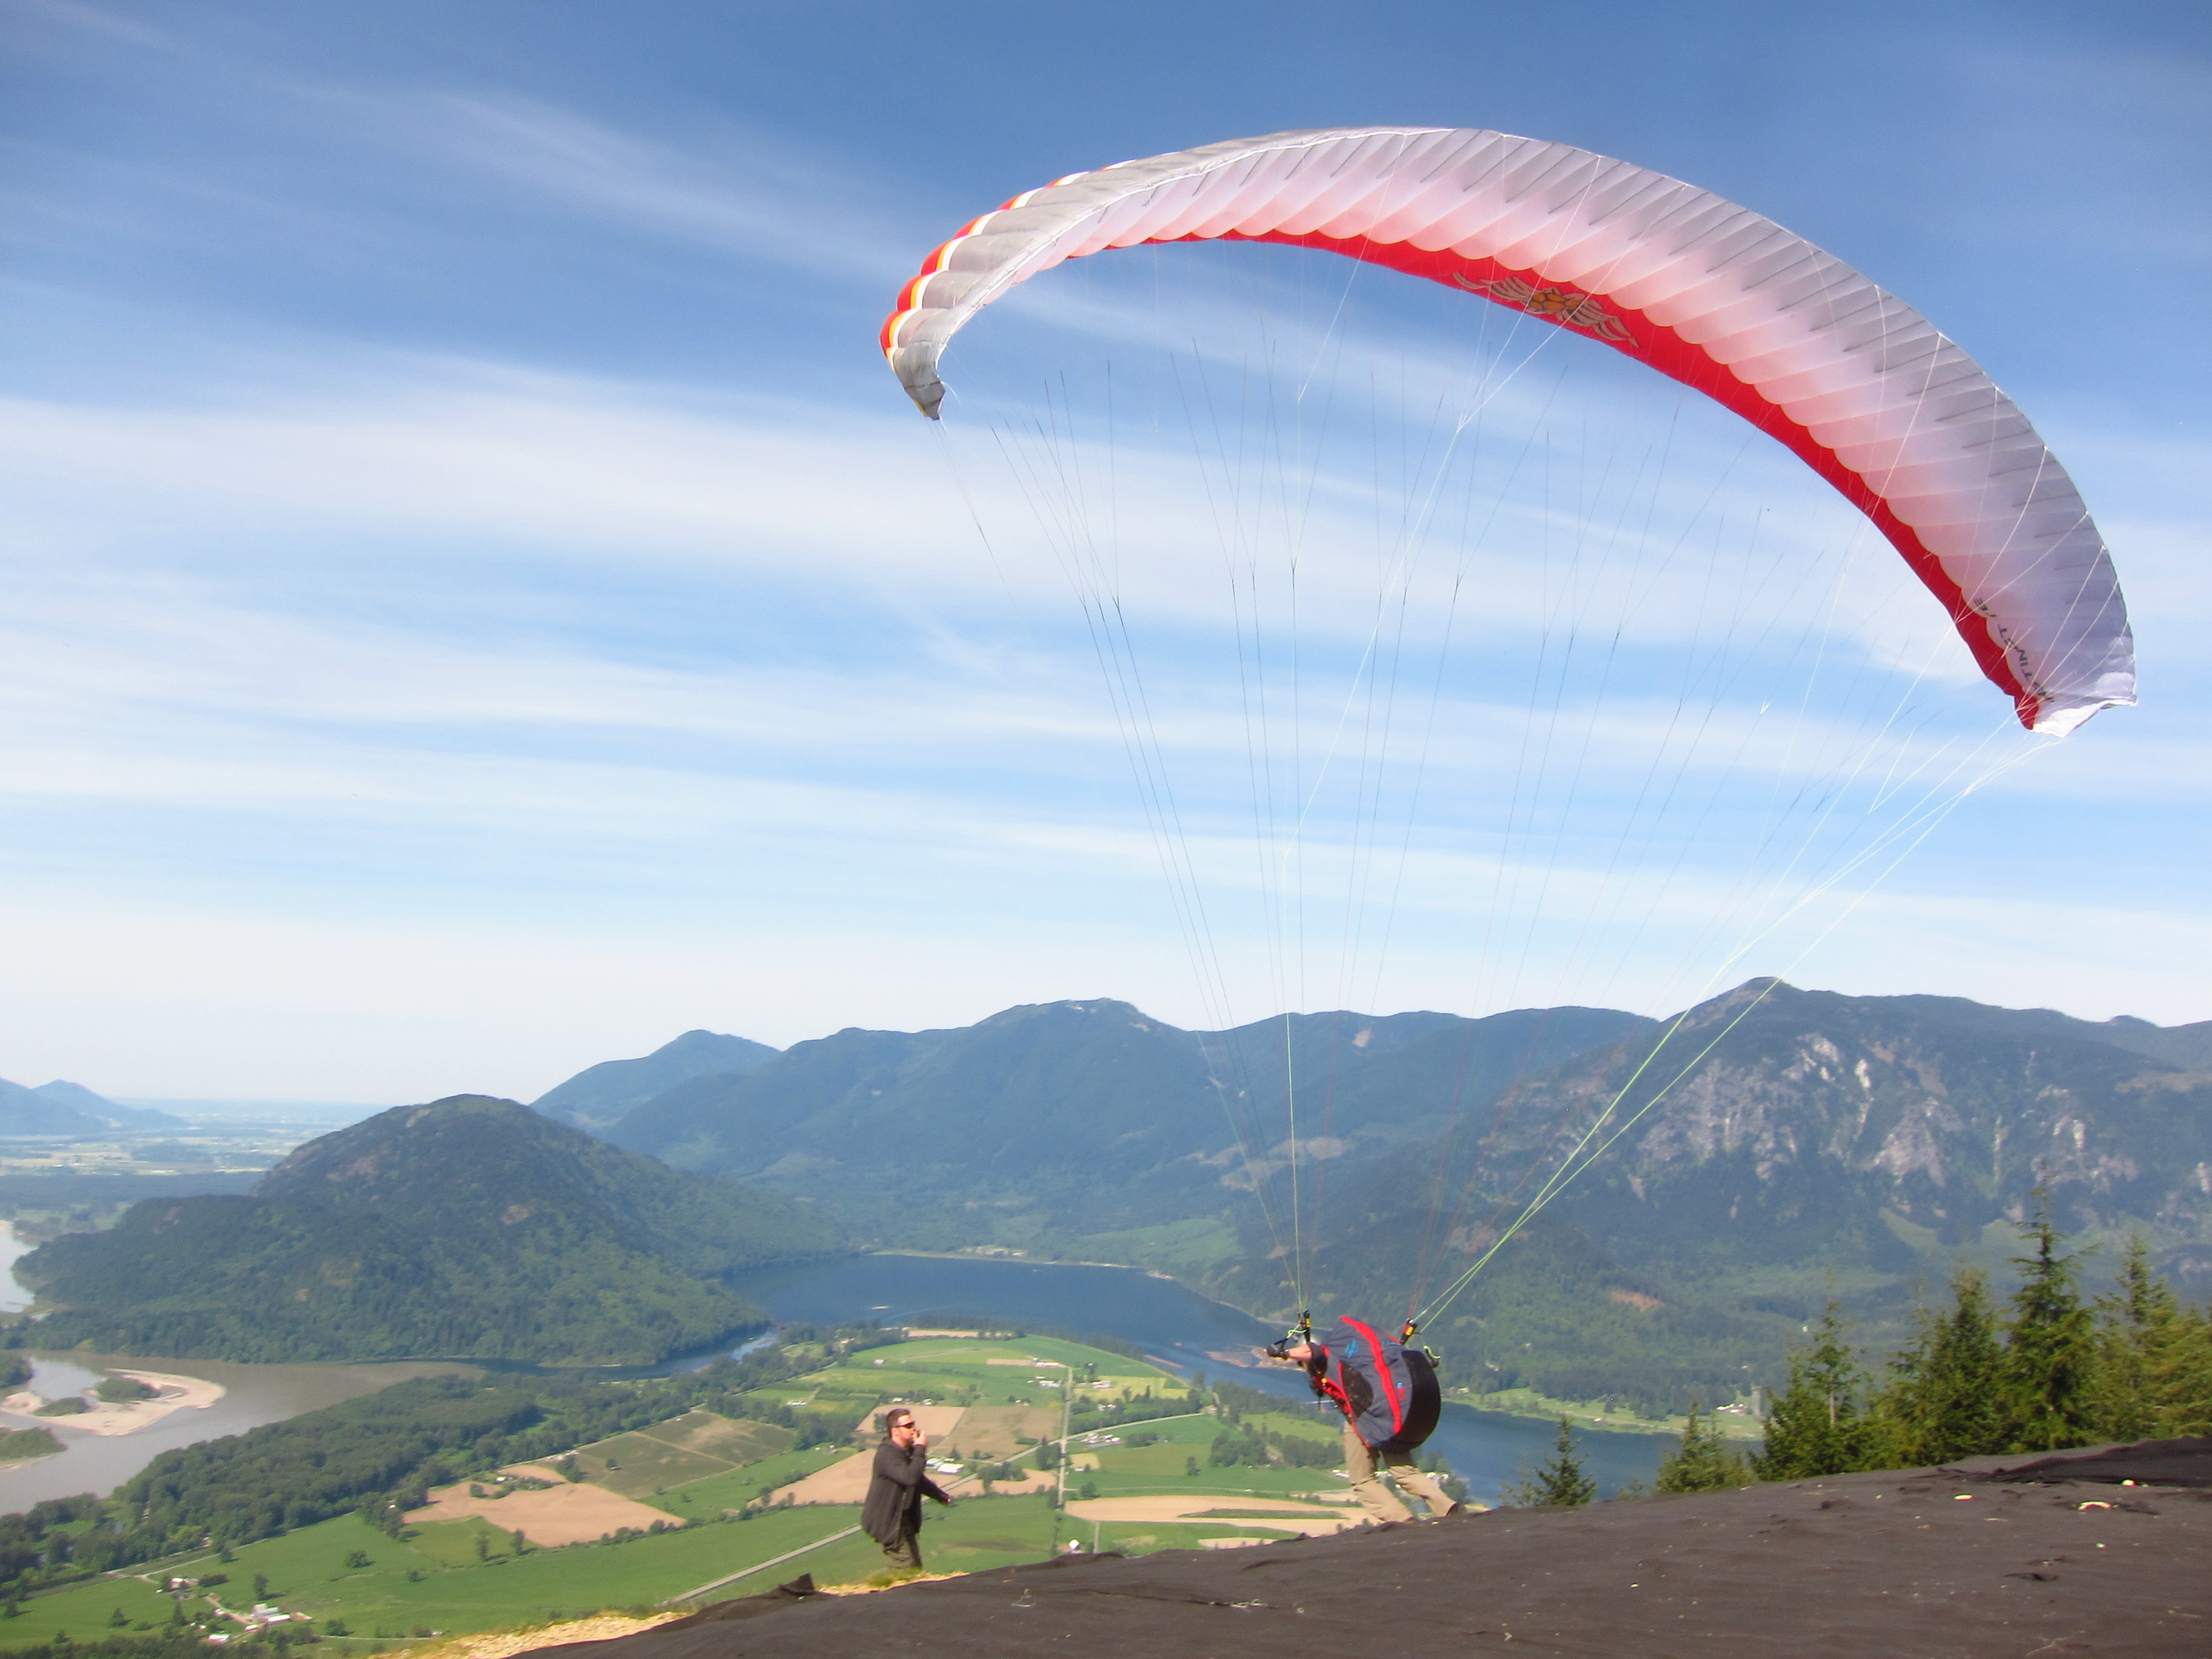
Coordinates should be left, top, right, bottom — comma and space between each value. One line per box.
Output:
884, 126, 2134, 737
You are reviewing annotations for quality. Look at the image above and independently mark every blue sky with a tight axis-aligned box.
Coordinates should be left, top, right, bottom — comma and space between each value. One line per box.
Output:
2, 0, 2206, 1100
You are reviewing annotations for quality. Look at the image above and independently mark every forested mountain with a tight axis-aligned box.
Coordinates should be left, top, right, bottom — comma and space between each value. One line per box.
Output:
12, 1096, 846, 1365
531, 1028, 780, 1130
602, 999, 1651, 1245
567, 984, 2212, 1411
1207, 979, 2212, 1406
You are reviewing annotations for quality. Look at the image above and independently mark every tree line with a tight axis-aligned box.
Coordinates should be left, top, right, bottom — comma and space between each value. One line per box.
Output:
1756, 1208, 2208, 1480
1513, 1202, 2211, 1504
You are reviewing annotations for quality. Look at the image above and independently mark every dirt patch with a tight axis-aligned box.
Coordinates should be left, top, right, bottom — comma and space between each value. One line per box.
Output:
1064, 1495, 1353, 1534
406, 1612, 681, 1659
845, 1404, 964, 1442
406, 1477, 672, 1547
768, 1451, 875, 1506
942, 1405, 1059, 1459
962, 1469, 1056, 1496
769, 1441, 1047, 1507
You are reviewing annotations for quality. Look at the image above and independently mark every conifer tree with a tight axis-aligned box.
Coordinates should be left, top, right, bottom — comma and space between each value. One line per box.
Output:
1504, 1416, 1597, 1506
2002, 1195, 2097, 1452
2088, 1235, 2177, 1442
1654, 1403, 1751, 1492
2148, 1302, 2212, 1436
1875, 1265, 2006, 1464
1757, 1301, 1875, 1479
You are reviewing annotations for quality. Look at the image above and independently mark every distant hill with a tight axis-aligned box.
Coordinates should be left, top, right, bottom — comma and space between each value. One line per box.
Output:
32, 1081, 188, 1131
0, 1077, 187, 1137
1854, 993, 2212, 1071
0, 1078, 103, 1138
532, 1030, 781, 1130
566, 985, 2212, 1412
13, 1095, 847, 1366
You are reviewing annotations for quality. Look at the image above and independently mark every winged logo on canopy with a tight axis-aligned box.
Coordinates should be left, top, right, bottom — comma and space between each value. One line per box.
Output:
1451, 273, 1632, 343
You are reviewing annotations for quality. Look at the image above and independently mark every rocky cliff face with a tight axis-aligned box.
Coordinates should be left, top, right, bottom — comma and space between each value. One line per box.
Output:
1512, 982, 2212, 1285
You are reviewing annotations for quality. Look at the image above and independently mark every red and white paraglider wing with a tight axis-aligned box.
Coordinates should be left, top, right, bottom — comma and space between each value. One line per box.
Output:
882, 127, 2135, 736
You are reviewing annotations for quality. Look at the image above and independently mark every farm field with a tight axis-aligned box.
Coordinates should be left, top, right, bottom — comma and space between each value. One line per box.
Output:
0, 1333, 1385, 1650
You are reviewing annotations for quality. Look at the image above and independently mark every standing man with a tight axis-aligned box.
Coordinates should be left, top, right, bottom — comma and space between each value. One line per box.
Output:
862, 1408, 953, 1572
1265, 1318, 1464, 1524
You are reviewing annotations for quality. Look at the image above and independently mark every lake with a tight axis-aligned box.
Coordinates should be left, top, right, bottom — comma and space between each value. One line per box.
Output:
726, 1252, 1671, 1502
0, 1236, 1669, 1509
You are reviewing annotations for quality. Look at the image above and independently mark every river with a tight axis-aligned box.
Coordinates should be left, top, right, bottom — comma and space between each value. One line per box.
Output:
0, 1234, 1668, 1509
0, 1223, 475, 1510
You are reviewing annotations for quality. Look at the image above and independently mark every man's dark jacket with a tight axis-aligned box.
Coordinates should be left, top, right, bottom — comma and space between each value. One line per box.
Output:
862, 1439, 950, 1546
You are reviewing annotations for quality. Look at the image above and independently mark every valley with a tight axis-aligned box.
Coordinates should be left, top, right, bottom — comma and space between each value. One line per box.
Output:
0, 1332, 1405, 1650
0, 977, 2204, 1655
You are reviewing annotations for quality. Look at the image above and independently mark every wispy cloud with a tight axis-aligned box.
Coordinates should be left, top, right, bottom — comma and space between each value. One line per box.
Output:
8, 0, 173, 52
321, 87, 914, 280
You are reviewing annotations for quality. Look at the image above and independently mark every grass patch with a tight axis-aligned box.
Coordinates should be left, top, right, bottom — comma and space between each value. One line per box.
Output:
1061, 1217, 1243, 1276
563, 1410, 796, 1498
0, 1493, 1071, 1652
0, 1575, 176, 1646
637, 1447, 845, 1518
569, 1435, 733, 1500
0, 1507, 867, 1651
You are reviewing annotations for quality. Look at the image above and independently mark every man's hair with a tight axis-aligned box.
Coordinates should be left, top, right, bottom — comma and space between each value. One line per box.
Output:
883, 1409, 915, 1432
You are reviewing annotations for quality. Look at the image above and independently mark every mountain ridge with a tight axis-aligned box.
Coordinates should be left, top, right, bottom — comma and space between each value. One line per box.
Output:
554, 982, 2212, 1409
531, 1029, 780, 1130
598, 998, 1657, 1241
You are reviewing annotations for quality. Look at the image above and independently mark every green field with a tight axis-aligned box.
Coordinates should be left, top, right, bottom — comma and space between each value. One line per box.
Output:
571, 1411, 797, 1498
0, 1333, 1358, 1651
637, 1447, 848, 1518
2, 1496, 1065, 1651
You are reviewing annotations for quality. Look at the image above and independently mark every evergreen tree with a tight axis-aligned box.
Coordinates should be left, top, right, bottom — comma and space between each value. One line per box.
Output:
1503, 1417, 1596, 1507
2001, 1196, 2097, 1452
1875, 1265, 2006, 1464
1757, 1301, 1875, 1479
2149, 1304, 2212, 1436
2087, 1235, 2177, 1442
1654, 1403, 1751, 1492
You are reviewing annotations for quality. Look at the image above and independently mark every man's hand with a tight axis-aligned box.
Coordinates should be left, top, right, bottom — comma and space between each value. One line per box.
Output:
911, 1429, 928, 1451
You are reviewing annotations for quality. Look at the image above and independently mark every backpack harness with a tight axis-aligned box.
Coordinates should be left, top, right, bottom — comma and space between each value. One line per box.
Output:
1306, 1316, 1443, 1451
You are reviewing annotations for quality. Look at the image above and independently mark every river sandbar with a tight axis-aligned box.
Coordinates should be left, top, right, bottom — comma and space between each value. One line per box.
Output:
0, 1369, 228, 1438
